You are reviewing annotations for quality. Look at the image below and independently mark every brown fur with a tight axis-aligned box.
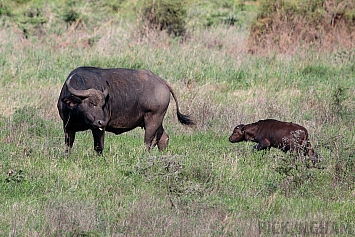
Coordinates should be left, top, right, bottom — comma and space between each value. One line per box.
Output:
229, 119, 319, 165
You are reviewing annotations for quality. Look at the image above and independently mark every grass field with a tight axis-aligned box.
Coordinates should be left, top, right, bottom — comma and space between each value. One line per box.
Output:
1, 1, 355, 236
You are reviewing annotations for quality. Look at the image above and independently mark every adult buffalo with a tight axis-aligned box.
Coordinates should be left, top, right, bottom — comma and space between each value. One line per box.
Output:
229, 119, 318, 165
57, 67, 194, 154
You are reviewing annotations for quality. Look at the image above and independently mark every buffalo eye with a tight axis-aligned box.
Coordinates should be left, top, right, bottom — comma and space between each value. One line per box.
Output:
89, 101, 96, 107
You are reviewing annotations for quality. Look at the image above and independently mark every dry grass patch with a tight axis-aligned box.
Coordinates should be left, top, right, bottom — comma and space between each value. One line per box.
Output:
44, 198, 101, 236
124, 196, 236, 236
187, 25, 249, 57
0, 83, 61, 120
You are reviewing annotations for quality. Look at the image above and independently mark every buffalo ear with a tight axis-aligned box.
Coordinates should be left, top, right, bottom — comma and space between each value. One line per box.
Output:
104, 81, 110, 98
62, 95, 82, 108
240, 125, 245, 132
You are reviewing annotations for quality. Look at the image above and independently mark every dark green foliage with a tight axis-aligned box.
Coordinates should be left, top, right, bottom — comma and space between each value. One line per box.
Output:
138, 0, 187, 37
61, 0, 86, 27
5, 169, 25, 183
0, 2, 12, 16
62, 8, 80, 24
14, 0, 31, 3
60, 0, 89, 28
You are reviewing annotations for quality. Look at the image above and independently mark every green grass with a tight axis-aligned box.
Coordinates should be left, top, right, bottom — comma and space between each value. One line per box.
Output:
1, 1, 355, 236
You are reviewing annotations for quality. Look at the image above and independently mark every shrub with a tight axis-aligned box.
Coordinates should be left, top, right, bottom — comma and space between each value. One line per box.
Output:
62, 8, 80, 24
0, 2, 12, 16
137, 0, 187, 37
249, 0, 355, 53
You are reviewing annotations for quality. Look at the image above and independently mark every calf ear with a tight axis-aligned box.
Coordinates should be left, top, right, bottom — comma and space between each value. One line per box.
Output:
240, 125, 245, 132
62, 95, 82, 108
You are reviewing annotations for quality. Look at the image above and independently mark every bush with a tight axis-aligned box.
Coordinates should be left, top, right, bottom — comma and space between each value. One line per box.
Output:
0, 2, 12, 17
137, 0, 187, 37
248, 0, 355, 53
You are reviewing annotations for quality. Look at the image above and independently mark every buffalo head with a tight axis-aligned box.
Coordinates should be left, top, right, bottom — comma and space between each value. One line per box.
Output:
229, 124, 245, 143
63, 74, 109, 130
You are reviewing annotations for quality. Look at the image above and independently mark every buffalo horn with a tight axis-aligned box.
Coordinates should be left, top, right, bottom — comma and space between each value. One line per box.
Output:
66, 73, 92, 98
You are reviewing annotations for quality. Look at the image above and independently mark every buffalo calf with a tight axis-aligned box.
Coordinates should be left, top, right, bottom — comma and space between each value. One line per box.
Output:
229, 119, 318, 165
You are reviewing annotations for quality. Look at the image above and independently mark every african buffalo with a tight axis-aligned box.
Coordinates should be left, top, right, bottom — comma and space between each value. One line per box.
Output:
57, 67, 194, 154
229, 119, 318, 165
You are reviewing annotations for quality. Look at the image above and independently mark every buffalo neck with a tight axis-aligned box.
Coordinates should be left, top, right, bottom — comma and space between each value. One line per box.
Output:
244, 123, 258, 142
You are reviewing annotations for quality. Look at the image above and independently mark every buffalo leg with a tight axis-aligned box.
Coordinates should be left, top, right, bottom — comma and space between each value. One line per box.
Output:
92, 129, 105, 154
144, 112, 167, 150
64, 128, 76, 153
143, 125, 162, 150
157, 128, 169, 150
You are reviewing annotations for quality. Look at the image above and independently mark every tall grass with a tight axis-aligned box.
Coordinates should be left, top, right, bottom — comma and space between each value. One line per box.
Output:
1, 1, 355, 236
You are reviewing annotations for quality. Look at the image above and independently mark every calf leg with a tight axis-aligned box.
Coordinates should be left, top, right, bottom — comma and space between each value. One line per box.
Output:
254, 138, 271, 150
308, 149, 319, 165
92, 129, 105, 154
300, 139, 319, 166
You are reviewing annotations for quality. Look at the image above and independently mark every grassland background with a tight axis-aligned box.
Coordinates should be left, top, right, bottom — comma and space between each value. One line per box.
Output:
0, 0, 355, 236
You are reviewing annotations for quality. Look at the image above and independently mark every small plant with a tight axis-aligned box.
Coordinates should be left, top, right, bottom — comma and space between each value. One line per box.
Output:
62, 8, 80, 25
61, 0, 85, 28
5, 169, 25, 183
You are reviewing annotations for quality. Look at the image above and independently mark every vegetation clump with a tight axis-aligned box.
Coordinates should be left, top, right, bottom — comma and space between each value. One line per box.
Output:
137, 0, 187, 37
249, 0, 355, 53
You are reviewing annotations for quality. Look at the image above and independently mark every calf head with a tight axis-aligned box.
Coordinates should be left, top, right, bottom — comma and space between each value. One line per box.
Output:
63, 74, 109, 130
229, 124, 245, 143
